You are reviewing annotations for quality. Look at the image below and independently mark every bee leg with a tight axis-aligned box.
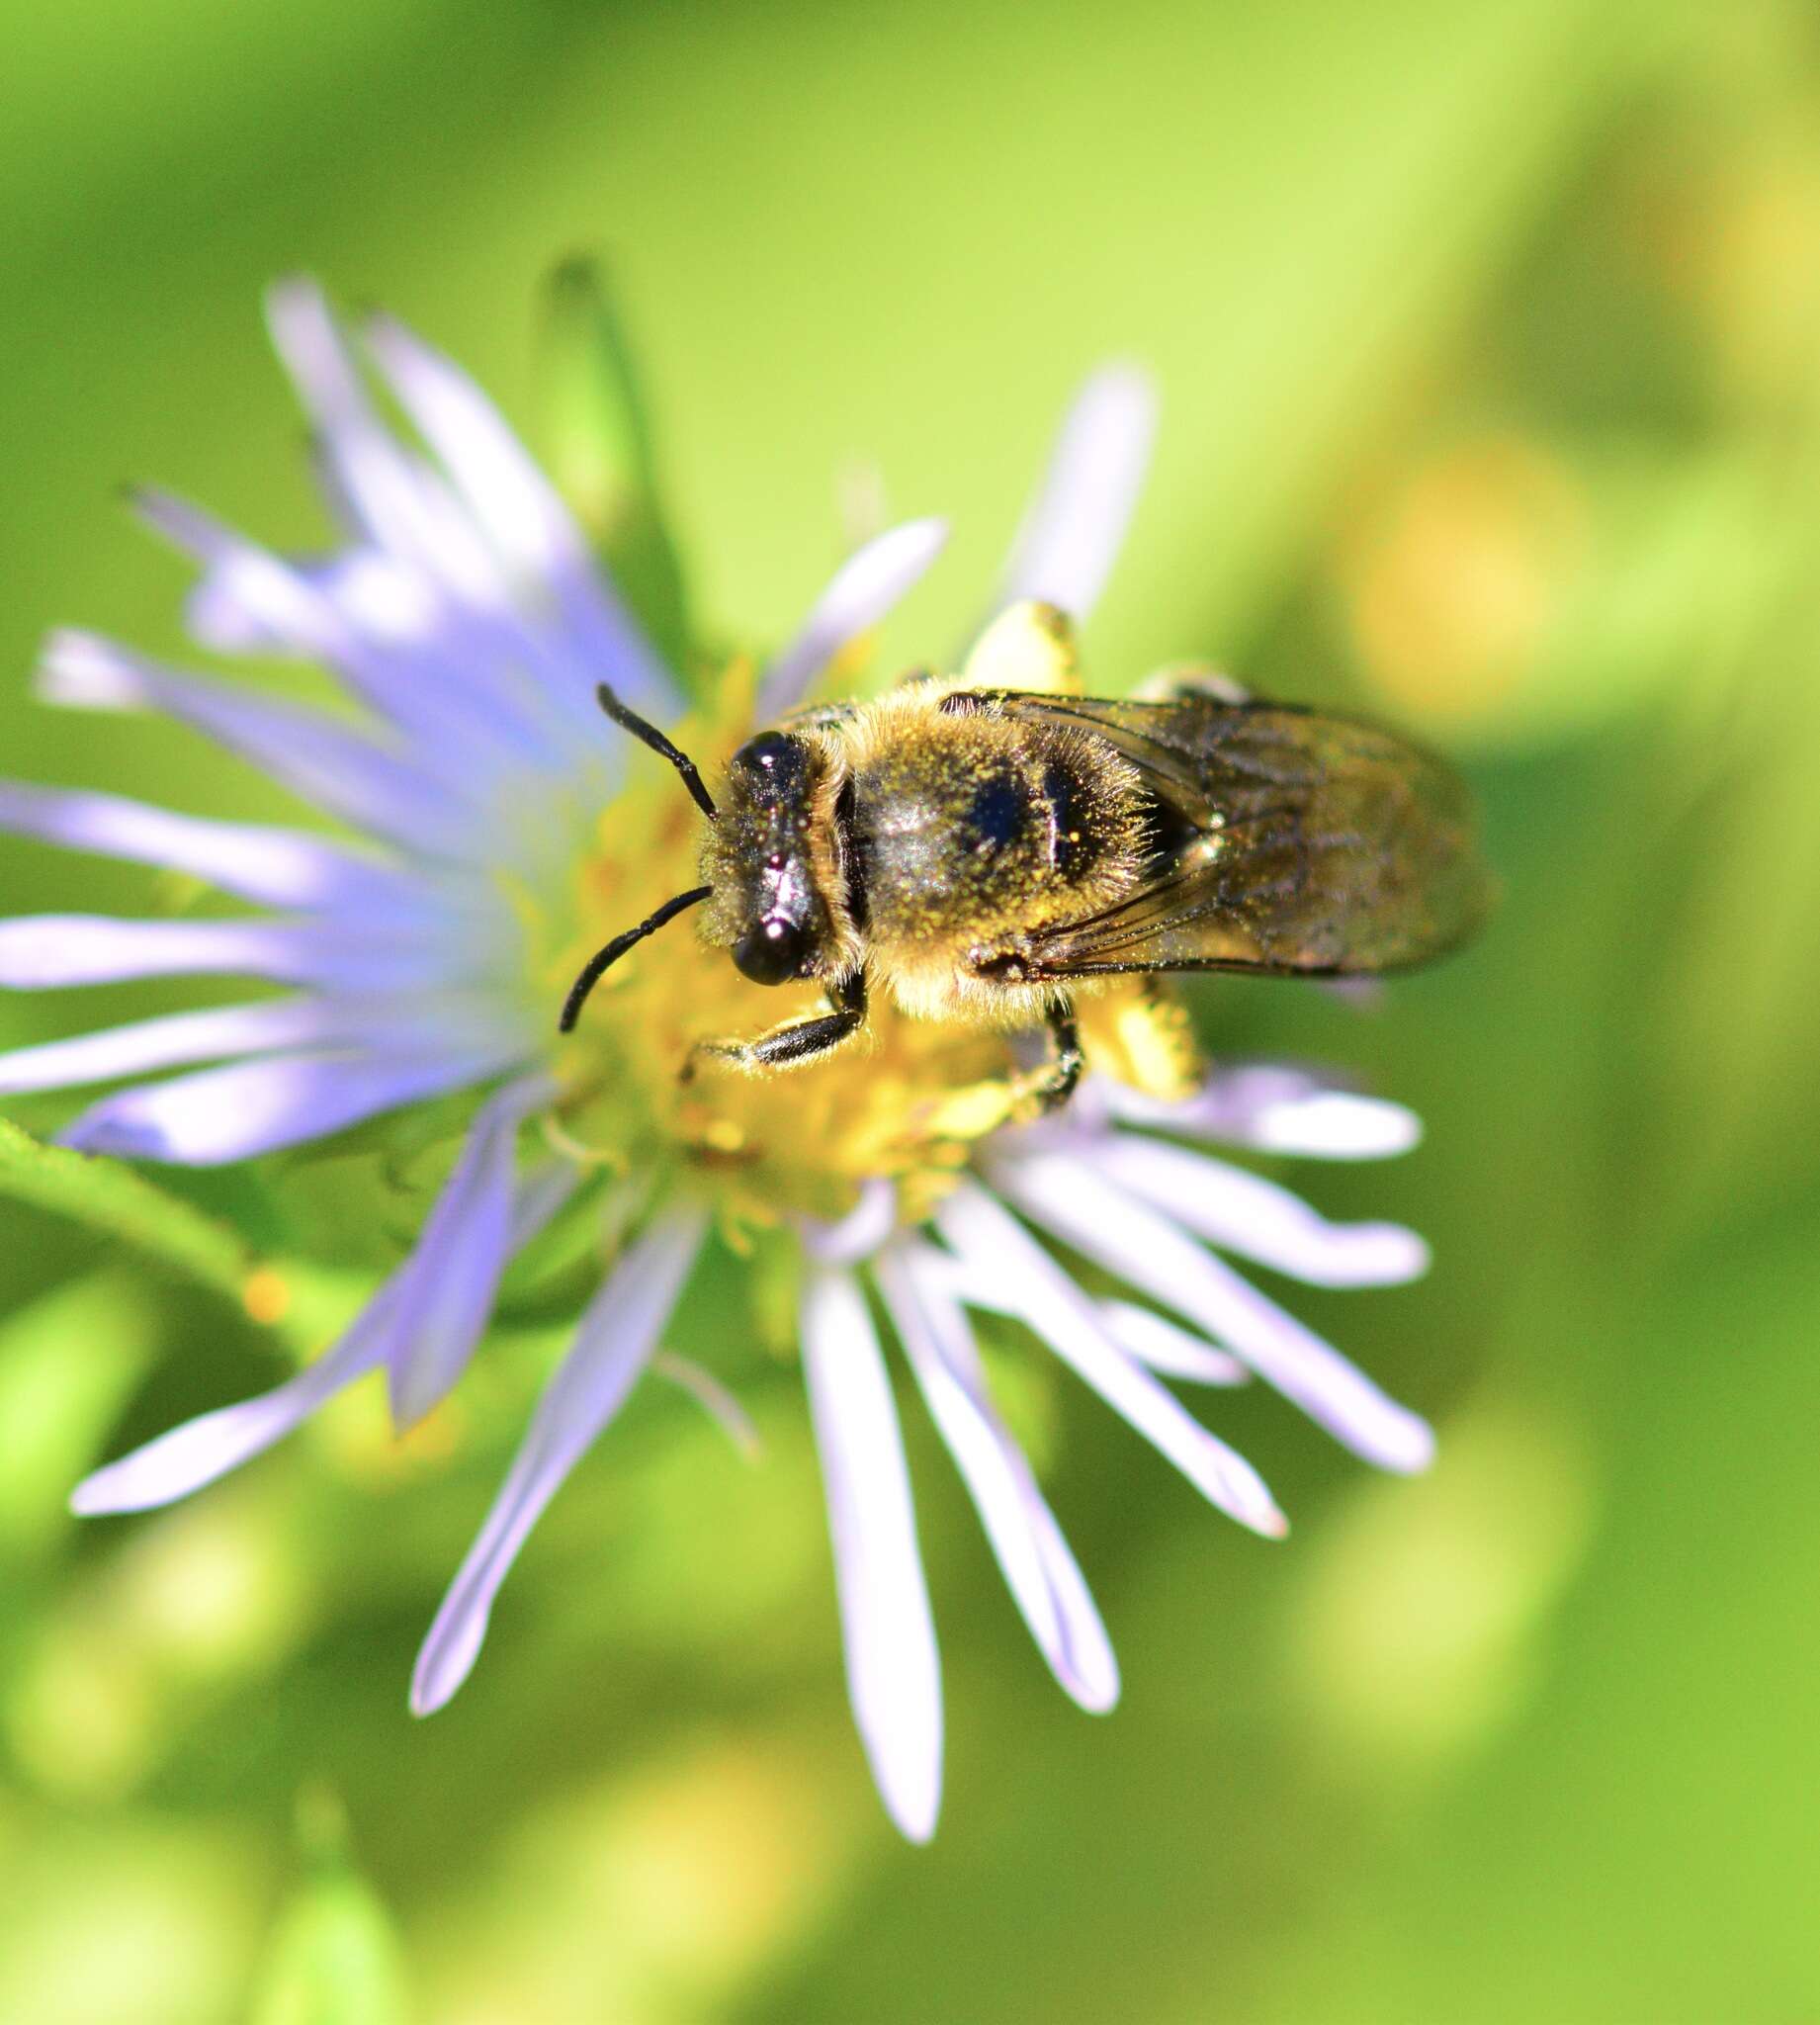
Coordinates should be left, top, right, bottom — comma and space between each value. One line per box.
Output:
1030, 999, 1083, 1112
905, 994, 1082, 1143
686, 972, 868, 1078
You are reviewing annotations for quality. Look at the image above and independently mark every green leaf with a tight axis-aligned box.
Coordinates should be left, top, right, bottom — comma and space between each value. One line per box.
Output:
251, 1791, 411, 2025
0, 1116, 252, 1302
0, 1118, 341, 1357
538, 254, 694, 675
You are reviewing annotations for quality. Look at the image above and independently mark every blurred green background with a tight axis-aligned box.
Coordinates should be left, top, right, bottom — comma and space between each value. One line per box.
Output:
4, 0, 1819, 2018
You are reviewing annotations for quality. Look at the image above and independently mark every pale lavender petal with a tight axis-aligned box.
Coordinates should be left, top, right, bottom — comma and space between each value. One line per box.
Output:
877, 1243, 1118, 1714
133, 488, 529, 773
0, 915, 461, 993
1092, 1135, 1430, 1287
387, 1075, 560, 1428
0, 986, 525, 1098
798, 1178, 897, 1267
1095, 1299, 1251, 1386
71, 1155, 576, 1516
188, 550, 427, 659
267, 280, 463, 573
755, 519, 949, 722
1100, 1068, 1423, 1161
270, 284, 570, 670
200, 519, 609, 756
506, 1156, 583, 1249
179, 527, 577, 777
934, 1183, 1287, 1538
650, 1351, 761, 1460
39, 632, 481, 861
801, 1264, 942, 1842
362, 312, 676, 719
70, 1286, 399, 1515
0, 998, 360, 1096
992, 365, 1156, 620
935, 1246, 1244, 1385
410, 1204, 706, 1716
58, 1044, 521, 1165
986, 1151, 1434, 1473
0, 782, 409, 912
133, 489, 404, 708
185, 539, 588, 770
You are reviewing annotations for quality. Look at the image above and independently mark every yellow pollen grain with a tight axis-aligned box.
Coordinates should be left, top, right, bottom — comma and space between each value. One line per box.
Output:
241, 1269, 292, 1327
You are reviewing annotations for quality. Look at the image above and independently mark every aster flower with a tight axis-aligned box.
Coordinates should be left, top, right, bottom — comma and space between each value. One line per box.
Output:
1, 280, 1439, 1842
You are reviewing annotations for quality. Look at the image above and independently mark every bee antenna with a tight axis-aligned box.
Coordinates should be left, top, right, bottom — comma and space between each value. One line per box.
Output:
558, 884, 714, 1032
595, 683, 717, 820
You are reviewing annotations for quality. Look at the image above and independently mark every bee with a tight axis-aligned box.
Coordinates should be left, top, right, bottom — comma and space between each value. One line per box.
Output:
560, 601, 1489, 1112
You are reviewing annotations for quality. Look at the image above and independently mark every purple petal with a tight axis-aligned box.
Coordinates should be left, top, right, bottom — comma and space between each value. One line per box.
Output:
188, 539, 581, 771
877, 1242, 1118, 1714
986, 1151, 1434, 1474
386, 1076, 559, 1428
133, 488, 543, 777
0, 987, 524, 1098
267, 302, 617, 754
939, 1248, 1249, 1385
650, 1351, 761, 1460
133, 489, 410, 713
1095, 1299, 1250, 1386
0, 781, 410, 913
801, 1264, 942, 1843
755, 519, 949, 722
361, 312, 677, 720
70, 1155, 577, 1516
188, 548, 426, 658
1100, 1067, 1423, 1161
799, 1178, 897, 1267
57, 1044, 521, 1165
410, 1204, 705, 1716
992, 365, 1156, 620
1092, 1135, 1430, 1287
267, 281, 470, 574
0, 998, 355, 1096
71, 1287, 399, 1515
934, 1182, 1287, 1537
0, 915, 465, 994
506, 1156, 584, 1250
39, 632, 483, 863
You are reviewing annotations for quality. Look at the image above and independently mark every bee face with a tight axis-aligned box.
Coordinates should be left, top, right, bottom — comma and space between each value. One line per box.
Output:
702, 729, 839, 986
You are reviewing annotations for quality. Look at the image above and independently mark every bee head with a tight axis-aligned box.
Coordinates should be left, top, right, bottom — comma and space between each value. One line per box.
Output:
560, 690, 828, 1034
701, 729, 837, 986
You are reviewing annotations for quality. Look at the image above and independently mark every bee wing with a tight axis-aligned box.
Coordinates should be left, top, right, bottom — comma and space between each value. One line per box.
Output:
973, 692, 1491, 978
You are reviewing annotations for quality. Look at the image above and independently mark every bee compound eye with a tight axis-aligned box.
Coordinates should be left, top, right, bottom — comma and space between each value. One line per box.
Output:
732, 730, 810, 800
733, 916, 807, 986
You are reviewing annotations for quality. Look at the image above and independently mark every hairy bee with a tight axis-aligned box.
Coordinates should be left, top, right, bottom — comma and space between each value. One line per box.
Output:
561, 602, 1489, 1111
